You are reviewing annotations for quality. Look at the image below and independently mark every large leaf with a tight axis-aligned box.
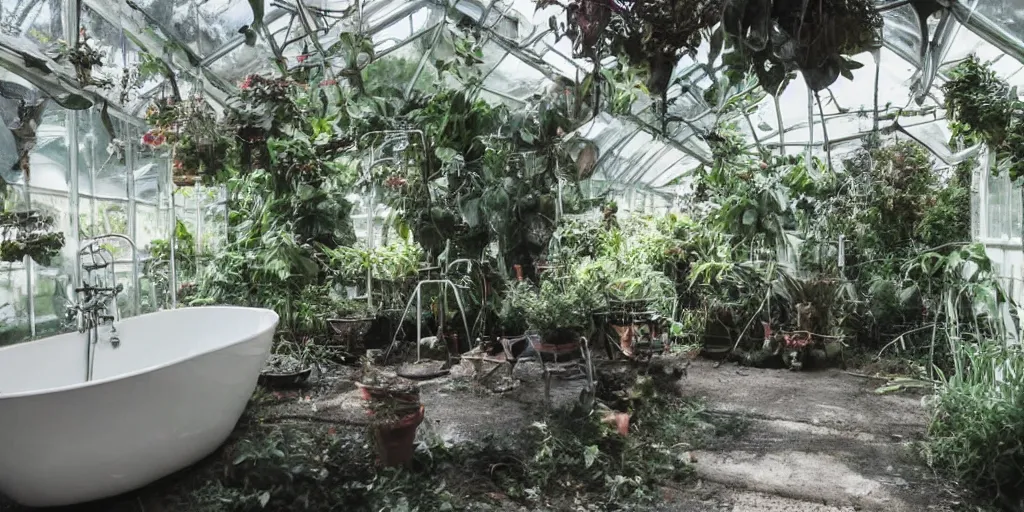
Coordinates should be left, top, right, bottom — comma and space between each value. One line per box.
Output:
741, 208, 758, 226
459, 197, 482, 228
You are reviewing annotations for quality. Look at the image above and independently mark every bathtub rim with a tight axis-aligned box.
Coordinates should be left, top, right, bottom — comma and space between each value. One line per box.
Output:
0, 306, 279, 400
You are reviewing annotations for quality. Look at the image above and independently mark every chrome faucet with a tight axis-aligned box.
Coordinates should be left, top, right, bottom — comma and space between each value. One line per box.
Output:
73, 234, 137, 381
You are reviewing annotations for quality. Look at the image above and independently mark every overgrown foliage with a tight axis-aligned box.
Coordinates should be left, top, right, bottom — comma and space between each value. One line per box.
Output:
168, 388, 706, 512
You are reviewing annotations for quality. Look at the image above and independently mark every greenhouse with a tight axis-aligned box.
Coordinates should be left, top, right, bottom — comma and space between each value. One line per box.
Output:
2, 0, 1024, 510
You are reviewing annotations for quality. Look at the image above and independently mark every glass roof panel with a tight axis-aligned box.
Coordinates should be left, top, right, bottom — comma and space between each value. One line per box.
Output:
880, 3, 924, 67
208, 33, 277, 86
0, 0, 64, 55
128, 0, 202, 54
974, 1, 1024, 42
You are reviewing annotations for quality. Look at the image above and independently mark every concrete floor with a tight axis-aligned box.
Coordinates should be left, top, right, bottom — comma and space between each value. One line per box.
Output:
670, 359, 953, 512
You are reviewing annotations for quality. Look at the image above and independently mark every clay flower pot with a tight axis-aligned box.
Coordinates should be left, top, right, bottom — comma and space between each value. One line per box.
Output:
601, 411, 630, 436
372, 405, 425, 467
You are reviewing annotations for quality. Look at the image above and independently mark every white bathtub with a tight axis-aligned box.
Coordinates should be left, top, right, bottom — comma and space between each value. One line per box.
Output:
0, 306, 279, 508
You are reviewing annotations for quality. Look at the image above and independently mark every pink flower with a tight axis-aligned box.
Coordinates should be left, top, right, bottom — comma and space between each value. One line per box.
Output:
319, 78, 337, 86
296, 54, 308, 63
240, 75, 254, 90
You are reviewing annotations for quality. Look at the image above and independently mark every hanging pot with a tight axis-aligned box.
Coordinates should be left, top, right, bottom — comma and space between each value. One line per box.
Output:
371, 405, 425, 467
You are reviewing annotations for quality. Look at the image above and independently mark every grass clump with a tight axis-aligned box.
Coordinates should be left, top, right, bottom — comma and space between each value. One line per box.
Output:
924, 342, 1024, 511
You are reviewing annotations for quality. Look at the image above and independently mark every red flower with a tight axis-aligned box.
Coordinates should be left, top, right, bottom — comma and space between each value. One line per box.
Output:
296, 54, 308, 63
384, 175, 407, 189
141, 130, 165, 147
783, 333, 811, 349
240, 75, 254, 90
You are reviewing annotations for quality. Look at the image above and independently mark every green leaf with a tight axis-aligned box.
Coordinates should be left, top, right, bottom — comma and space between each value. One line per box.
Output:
519, 128, 535, 144
899, 284, 918, 305
435, 147, 458, 163
583, 444, 600, 468
459, 197, 481, 228
742, 209, 757, 226
248, 0, 265, 30
843, 58, 865, 70
258, 491, 270, 508
708, 26, 724, 65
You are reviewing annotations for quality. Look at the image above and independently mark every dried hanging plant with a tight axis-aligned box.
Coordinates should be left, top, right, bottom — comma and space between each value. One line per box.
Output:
721, 0, 883, 93
0, 80, 46, 182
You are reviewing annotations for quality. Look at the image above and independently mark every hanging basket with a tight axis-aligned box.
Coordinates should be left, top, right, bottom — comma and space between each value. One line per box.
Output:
173, 173, 198, 187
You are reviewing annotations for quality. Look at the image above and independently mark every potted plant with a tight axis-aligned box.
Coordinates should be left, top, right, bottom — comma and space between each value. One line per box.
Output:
502, 279, 597, 357
327, 298, 376, 353
357, 358, 424, 466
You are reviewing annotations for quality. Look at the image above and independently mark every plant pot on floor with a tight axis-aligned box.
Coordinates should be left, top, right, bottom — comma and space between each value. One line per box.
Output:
371, 405, 425, 467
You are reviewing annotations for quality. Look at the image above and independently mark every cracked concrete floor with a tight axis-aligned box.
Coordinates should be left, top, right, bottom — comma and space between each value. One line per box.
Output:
665, 359, 954, 512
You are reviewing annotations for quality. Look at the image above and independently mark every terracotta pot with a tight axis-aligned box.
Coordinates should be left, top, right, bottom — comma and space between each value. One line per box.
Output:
372, 405, 425, 467
513, 264, 523, 281
601, 411, 630, 436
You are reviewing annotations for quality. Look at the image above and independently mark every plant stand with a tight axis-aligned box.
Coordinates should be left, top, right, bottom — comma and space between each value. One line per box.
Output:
531, 335, 595, 413
383, 279, 472, 364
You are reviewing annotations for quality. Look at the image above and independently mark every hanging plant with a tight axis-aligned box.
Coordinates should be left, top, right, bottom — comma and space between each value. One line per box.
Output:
54, 27, 112, 89
720, 0, 883, 93
143, 95, 232, 186
0, 210, 65, 265
942, 55, 1024, 181
537, 0, 719, 96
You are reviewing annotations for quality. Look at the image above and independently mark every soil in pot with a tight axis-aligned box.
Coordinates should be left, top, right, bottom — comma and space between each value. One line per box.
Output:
356, 381, 420, 404
258, 354, 312, 389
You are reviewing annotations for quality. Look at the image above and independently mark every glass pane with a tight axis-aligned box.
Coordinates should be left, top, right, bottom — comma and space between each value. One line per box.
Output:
987, 169, 1008, 239
27, 103, 73, 339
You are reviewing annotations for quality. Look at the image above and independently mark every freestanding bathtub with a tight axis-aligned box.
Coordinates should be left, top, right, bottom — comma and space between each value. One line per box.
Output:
0, 306, 279, 508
